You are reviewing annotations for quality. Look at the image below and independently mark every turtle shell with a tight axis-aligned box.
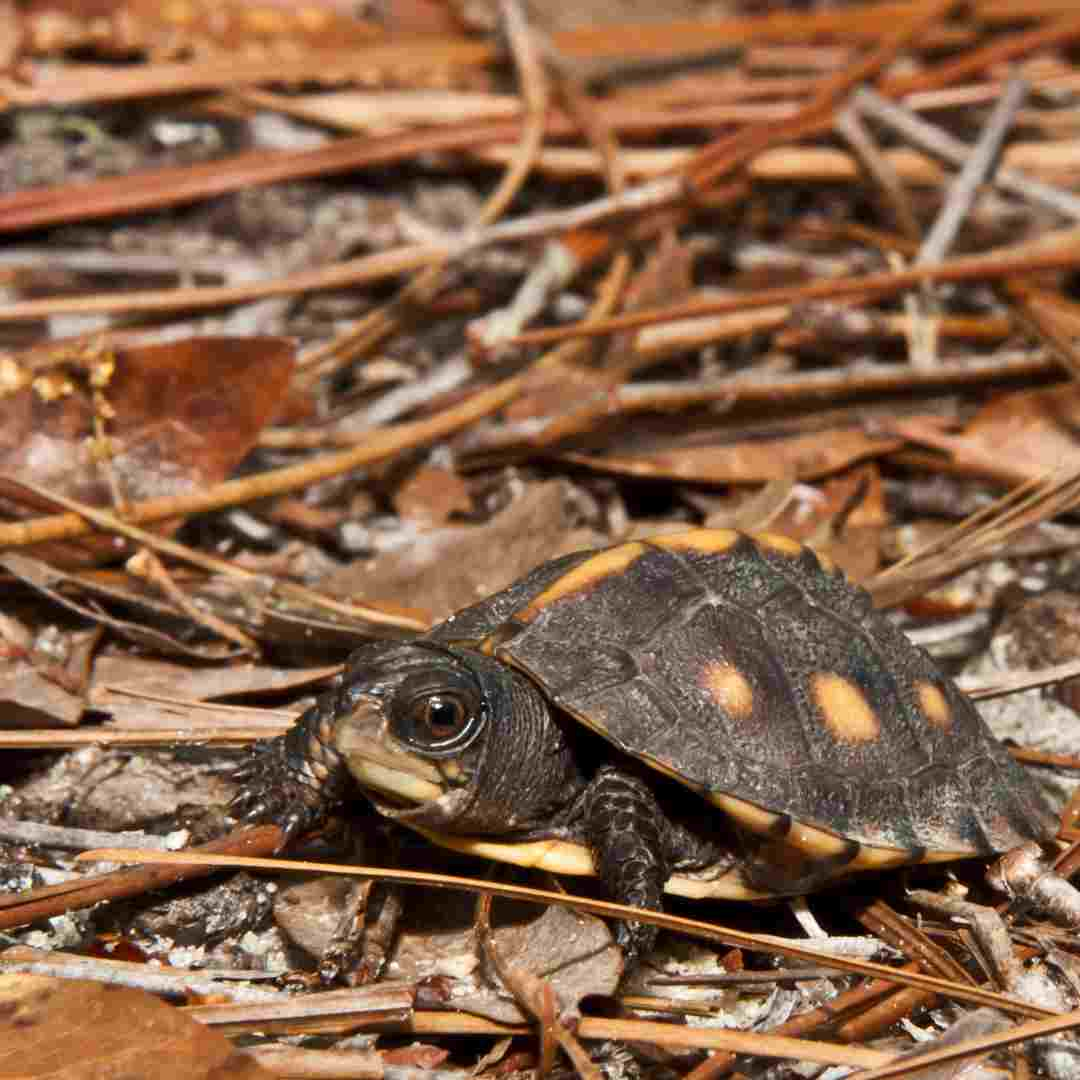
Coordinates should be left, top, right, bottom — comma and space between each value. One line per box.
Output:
429, 529, 1054, 882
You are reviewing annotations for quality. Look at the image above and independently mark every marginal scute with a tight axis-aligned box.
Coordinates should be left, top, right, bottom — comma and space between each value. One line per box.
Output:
788, 820, 858, 859
635, 749, 706, 793
811, 672, 880, 743
849, 844, 922, 871
652, 528, 740, 554
753, 531, 804, 557
516, 542, 647, 622
710, 792, 784, 836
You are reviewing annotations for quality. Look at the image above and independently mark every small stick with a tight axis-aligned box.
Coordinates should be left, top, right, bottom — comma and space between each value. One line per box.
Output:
0, 946, 281, 1003
835, 104, 921, 242
856, 85, 1080, 220
917, 77, 1030, 267
0, 826, 282, 931
0, 818, 176, 852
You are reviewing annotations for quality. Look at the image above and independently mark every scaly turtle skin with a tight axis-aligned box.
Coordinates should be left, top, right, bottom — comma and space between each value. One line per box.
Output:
232, 529, 1056, 966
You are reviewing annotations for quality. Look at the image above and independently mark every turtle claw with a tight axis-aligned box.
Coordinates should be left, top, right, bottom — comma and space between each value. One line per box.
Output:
230, 738, 331, 849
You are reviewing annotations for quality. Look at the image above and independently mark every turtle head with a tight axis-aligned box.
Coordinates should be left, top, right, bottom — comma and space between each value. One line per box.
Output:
329, 640, 582, 834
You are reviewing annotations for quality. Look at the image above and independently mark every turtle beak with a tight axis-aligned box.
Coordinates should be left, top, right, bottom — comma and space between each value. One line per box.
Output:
332, 697, 446, 806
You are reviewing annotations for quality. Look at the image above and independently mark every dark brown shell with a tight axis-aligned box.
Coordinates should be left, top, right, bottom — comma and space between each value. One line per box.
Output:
431, 529, 1054, 859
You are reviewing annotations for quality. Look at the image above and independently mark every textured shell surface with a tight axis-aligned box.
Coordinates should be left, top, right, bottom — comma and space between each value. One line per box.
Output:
431, 529, 1054, 858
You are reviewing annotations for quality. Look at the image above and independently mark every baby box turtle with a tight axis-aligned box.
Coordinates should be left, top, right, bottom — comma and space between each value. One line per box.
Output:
232, 529, 1055, 964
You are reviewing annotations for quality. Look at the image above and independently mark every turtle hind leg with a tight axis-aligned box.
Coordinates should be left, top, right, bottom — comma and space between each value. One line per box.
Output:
735, 823, 862, 897
582, 765, 673, 969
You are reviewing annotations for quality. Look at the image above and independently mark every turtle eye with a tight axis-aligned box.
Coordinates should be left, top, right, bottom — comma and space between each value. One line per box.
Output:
423, 695, 466, 739
393, 688, 485, 757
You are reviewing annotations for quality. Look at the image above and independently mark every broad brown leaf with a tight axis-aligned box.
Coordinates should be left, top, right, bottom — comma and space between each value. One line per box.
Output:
0, 337, 294, 565
0, 974, 274, 1079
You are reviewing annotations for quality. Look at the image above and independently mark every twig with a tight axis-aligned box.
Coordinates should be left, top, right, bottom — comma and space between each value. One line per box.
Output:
0, 826, 284, 930
459, 350, 1053, 458
0, 478, 430, 634
1009, 746, 1080, 771
297, 0, 550, 386
183, 985, 415, 1033
0, 946, 281, 1003
0, 729, 283, 748
883, 11, 1080, 98
126, 548, 257, 653
241, 1045, 450, 1080
849, 1007, 1080, 1080
869, 465, 1080, 606
835, 104, 921, 242
686, 0, 957, 191
917, 77, 1030, 266
855, 85, 1080, 220
962, 658, 1080, 700
684, 961, 928, 1080
503, 243, 1080, 349
0, 818, 176, 852
573, 1017, 890, 1069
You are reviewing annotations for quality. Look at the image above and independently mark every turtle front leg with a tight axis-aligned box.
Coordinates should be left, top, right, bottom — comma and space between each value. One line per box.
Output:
231, 693, 353, 848
582, 765, 671, 969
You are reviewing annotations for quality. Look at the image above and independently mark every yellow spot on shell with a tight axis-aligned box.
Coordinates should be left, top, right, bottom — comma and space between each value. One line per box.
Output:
516, 542, 646, 622
700, 661, 754, 720
812, 672, 880, 743
918, 681, 952, 729
754, 532, 803, 557
653, 529, 740, 554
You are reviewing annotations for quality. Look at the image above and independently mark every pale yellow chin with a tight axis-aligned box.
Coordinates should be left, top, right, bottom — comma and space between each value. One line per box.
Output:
346, 757, 444, 804
335, 723, 447, 805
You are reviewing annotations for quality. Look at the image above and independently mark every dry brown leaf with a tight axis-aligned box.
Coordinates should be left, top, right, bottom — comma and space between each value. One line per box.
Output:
0, 973, 275, 1079
0, 619, 95, 729
487, 904, 621, 1018
89, 653, 337, 709
392, 465, 473, 525
391, 889, 618, 1025
890, 383, 1080, 483
382, 1044, 450, 1069
86, 653, 335, 732
564, 426, 902, 484
0, 337, 295, 566
0, 553, 245, 660
0, 657, 85, 729
325, 480, 600, 621
768, 463, 889, 581
504, 363, 610, 423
